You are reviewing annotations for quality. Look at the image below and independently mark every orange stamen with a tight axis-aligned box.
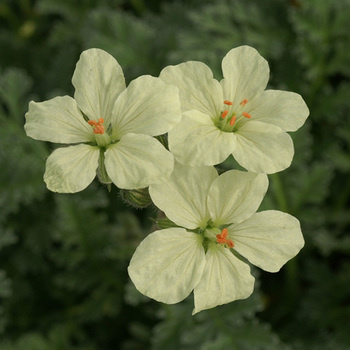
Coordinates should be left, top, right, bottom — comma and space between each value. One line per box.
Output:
227, 239, 235, 248
216, 228, 228, 243
216, 228, 234, 248
88, 118, 105, 134
224, 100, 233, 106
242, 112, 252, 119
221, 110, 229, 119
229, 115, 236, 126
240, 99, 248, 106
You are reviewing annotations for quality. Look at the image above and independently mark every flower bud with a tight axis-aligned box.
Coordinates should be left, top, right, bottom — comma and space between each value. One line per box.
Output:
120, 187, 152, 209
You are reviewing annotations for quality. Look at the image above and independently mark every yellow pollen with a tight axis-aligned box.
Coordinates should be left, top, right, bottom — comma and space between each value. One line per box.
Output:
221, 110, 229, 119
242, 112, 252, 119
88, 118, 105, 134
224, 100, 233, 106
240, 99, 248, 106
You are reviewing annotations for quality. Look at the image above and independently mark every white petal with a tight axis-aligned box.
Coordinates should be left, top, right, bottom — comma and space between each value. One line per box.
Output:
44, 144, 99, 193
247, 90, 310, 132
207, 170, 268, 226
149, 164, 218, 229
193, 243, 255, 314
231, 211, 305, 272
232, 121, 294, 174
128, 228, 206, 304
111, 75, 182, 138
221, 46, 269, 106
72, 48, 126, 123
104, 133, 174, 189
25, 97, 94, 143
168, 110, 236, 166
159, 61, 223, 116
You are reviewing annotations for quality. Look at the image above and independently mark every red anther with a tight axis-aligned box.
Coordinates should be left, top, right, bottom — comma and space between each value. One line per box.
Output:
224, 100, 233, 106
229, 115, 236, 126
240, 99, 248, 106
242, 112, 252, 119
221, 110, 229, 119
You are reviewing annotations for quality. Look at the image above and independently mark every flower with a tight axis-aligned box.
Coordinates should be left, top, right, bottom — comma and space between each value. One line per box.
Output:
128, 164, 304, 314
24, 48, 182, 193
159, 45, 309, 174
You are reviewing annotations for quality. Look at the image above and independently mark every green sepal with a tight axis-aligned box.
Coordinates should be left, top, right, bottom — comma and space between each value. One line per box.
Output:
97, 149, 112, 185
149, 217, 181, 229
155, 133, 169, 150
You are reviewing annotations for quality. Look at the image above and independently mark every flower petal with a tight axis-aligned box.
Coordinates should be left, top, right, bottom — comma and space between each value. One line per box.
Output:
44, 144, 99, 193
128, 228, 206, 304
168, 110, 236, 166
72, 48, 126, 123
25, 96, 94, 143
111, 75, 182, 138
230, 211, 305, 272
247, 90, 310, 132
149, 163, 218, 229
104, 133, 174, 189
207, 170, 268, 226
221, 46, 269, 106
159, 61, 223, 117
232, 121, 294, 174
193, 243, 255, 314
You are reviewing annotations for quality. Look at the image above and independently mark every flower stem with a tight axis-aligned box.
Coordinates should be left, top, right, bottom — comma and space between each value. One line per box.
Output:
270, 173, 289, 213
271, 173, 300, 306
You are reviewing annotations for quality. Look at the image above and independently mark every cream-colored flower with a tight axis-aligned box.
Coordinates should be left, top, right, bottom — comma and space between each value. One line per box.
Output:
25, 48, 181, 193
128, 164, 304, 314
160, 46, 309, 174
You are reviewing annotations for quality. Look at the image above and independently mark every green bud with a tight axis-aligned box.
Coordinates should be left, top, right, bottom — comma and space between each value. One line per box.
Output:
120, 187, 152, 209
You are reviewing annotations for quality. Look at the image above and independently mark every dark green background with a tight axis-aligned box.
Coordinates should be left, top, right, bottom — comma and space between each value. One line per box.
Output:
1, 0, 350, 349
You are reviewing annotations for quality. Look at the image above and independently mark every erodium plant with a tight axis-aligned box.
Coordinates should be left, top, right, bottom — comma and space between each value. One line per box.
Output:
24, 45, 309, 314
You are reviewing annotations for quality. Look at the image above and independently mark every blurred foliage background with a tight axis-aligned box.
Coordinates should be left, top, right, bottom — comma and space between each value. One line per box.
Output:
1, 0, 350, 349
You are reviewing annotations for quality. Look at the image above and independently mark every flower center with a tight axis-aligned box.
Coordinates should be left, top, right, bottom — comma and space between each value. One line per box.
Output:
88, 118, 105, 134
216, 228, 234, 248
87, 118, 111, 148
218, 98, 252, 132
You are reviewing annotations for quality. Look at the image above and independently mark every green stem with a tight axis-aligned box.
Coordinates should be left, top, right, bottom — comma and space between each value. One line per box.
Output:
270, 173, 289, 212
285, 257, 298, 307
270, 173, 300, 305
